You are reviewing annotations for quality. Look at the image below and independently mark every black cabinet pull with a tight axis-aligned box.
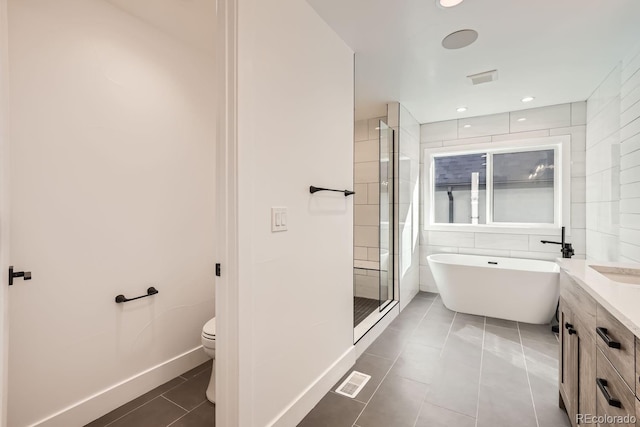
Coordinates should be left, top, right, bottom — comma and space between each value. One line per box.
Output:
115, 287, 158, 303
568, 328, 577, 335
565, 322, 574, 330
596, 378, 622, 408
596, 327, 621, 349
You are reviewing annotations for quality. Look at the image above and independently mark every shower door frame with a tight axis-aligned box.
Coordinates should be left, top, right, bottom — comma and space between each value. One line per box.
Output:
378, 121, 394, 312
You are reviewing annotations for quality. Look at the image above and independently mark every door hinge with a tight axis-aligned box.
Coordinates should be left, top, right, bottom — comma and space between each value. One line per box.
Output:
215, 263, 221, 277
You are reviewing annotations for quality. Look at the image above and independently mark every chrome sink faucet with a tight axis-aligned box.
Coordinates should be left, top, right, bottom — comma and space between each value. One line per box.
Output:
540, 226, 575, 259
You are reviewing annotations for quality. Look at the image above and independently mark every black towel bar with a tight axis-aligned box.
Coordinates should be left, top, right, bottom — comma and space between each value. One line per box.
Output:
310, 185, 355, 197
115, 287, 159, 303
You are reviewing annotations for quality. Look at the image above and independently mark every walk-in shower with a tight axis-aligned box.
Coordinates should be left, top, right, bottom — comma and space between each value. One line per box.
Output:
353, 119, 394, 333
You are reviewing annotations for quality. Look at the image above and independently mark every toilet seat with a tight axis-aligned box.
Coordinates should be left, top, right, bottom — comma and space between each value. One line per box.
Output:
200, 316, 216, 404
202, 317, 216, 339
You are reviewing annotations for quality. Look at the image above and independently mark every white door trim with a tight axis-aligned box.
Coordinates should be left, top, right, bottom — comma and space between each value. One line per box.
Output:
0, 0, 9, 424
216, 0, 241, 425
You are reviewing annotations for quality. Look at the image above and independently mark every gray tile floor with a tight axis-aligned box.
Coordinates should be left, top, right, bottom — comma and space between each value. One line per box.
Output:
86, 361, 214, 427
300, 292, 571, 427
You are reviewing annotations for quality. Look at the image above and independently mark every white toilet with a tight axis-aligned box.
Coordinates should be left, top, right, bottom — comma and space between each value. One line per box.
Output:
201, 317, 216, 403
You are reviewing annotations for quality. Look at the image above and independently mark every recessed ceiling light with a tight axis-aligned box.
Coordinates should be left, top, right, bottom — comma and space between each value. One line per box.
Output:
463, 124, 471, 128
442, 29, 478, 50
517, 117, 527, 122
521, 96, 535, 103
438, 0, 464, 7
456, 107, 467, 113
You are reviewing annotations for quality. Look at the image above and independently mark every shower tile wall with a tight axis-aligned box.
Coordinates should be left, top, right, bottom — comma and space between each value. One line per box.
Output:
419, 102, 587, 292
355, 116, 385, 269
355, 116, 385, 298
354, 268, 379, 300
585, 42, 640, 263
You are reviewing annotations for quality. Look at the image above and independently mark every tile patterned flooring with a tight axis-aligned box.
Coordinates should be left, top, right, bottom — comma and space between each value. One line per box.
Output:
300, 292, 571, 427
85, 361, 214, 427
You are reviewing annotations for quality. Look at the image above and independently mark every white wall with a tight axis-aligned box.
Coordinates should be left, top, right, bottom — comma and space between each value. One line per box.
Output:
236, 0, 354, 425
420, 103, 587, 292
391, 103, 420, 309
7, 1, 215, 425
586, 43, 640, 263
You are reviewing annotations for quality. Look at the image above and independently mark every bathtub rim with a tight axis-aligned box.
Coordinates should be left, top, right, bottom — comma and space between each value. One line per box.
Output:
427, 253, 560, 274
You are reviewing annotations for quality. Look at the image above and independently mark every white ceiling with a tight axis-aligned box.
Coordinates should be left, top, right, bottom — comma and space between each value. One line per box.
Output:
307, 0, 640, 123
106, 0, 215, 55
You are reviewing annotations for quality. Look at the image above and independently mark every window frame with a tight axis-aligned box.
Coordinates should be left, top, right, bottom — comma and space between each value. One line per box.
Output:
423, 136, 571, 234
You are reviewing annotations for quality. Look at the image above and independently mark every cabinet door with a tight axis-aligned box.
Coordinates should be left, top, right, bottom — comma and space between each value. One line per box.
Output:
575, 315, 596, 426
560, 299, 577, 420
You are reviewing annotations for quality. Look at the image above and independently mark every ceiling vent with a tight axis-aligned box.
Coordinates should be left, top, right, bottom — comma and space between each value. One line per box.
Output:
467, 70, 498, 85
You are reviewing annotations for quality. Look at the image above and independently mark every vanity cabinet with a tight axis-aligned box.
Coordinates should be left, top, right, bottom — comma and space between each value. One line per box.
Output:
559, 306, 597, 426
559, 299, 576, 416
596, 349, 636, 427
559, 269, 639, 427
596, 305, 635, 388
559, 269, 597, 426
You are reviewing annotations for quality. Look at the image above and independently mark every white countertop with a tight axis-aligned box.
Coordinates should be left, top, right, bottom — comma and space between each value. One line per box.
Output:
557, 258, 640, 338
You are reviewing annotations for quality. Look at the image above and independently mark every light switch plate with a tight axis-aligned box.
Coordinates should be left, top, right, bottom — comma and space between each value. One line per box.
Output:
271, 207, 288, 232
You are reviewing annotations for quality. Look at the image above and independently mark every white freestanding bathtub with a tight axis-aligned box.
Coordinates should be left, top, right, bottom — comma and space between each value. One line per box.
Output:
427, 254, 560, 324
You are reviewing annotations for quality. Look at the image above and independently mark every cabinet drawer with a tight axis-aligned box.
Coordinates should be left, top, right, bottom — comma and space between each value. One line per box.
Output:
596, 304, 635, 389
560, 271, 596, 337
596, 350, 636, 427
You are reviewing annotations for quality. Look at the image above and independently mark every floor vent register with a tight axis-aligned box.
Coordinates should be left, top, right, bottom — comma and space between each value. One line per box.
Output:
334, 371, 371, 399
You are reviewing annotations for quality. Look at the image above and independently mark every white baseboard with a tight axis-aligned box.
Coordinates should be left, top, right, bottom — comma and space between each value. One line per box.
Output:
267, 346, 357, 427
32, 347, 209, 427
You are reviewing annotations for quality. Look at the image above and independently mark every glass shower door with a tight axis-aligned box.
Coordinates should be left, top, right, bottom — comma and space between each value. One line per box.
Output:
378, 121, 394, 310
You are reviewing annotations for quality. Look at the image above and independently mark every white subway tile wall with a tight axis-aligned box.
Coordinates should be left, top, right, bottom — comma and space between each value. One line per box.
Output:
619, 45, 640, 262
510, 104, 571, 133
585, 42, 640, 262
458, 113, 509, 138
420, 120, 457, 143
419, 101, 588, 293
354, 116, 385, 271
474, 233, 529, 251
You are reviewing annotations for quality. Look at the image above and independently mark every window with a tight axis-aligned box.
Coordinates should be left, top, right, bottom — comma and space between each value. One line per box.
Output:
426, 137, 568, 229
433, 153, 487, 224
492, 149, 555, 224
